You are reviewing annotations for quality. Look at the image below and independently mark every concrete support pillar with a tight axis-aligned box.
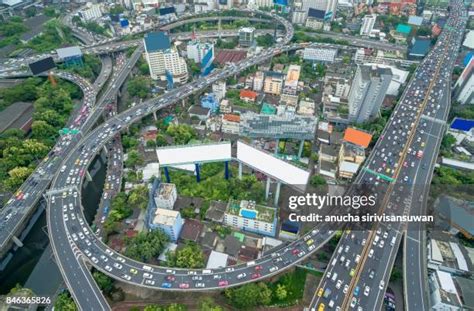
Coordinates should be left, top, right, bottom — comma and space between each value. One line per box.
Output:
153, 111, 157, 121
225, 161, 230, 180
274, 182, 281, 207
275, 139, 280, 155
85, 171, 93, 182
12, 236, 23, 247
195, 163, 201, 183
164, 167, 171, 183
181, 99, 186, 107
238, 162, 243, 180
102, 145, 108, 155
265, 177, 271, 200
298, 140, 305, 158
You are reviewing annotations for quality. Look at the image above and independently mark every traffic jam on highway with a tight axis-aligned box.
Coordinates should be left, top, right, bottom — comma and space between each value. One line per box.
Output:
310, 1, 467, 310
0, 71, 97, 239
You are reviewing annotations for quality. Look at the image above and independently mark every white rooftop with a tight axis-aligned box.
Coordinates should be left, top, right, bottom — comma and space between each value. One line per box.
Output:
56, 46, 83, 59
206, 250, 228, 269
463, 30, 474, 49
143, 162, 160, 181
153, 208, 180, 226
436, 270, 457, 294
156, 142, 231, 166
339, 161, 360, 174
449, 242, 469, 272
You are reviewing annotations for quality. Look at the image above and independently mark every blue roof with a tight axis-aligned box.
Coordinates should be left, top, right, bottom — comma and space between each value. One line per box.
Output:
410, 39, 430, 56
144, 32, 171, 52
464, 52, 474, 67
308, 8, 325, 19
450, 118, 474, 132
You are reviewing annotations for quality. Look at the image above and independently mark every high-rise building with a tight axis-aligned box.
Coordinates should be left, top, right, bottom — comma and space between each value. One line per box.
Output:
360, 14, 377, 36
454, 57, 474, 105
263, 71, 284, 95
212, 80, 226, 101
150, 208, 183, 241
144, 32, 189, 83
253, 71, 265, 91
283, 64, 301, 95
154, 183, 177, 210
223, 199, 277, 237
348, 65, 392, 123
186, 40, 215, 64
238, 27, 256, 47
78, 3, 102, 21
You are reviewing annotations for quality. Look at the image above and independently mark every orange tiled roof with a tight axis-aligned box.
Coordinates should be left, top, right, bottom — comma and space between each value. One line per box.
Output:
240, 89, 258, 100
343, 128, 373, 148
223, 114, 240, 122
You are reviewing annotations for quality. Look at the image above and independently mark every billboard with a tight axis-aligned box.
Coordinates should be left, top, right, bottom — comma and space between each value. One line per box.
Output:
236, 141, 310, 191
29, 57, 56, 75
156, 142, 232, 166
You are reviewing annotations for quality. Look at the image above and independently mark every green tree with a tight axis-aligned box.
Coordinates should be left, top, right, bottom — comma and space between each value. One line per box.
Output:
125, 150, 144, 168
93, 271, 115, 295
109, 5, 125, 14
189, 60, 201, 76
156, 134, 167, 147
166, 124, 196, 144
167, 243, 205, 268
124, 229, 170, 262
256, 34, 274, 47
275, 284, 288, 300
310, 175, 327, 186
199, 297, 223, 311
31, 120, 58, 141
390, 267, 402, 281
128, 185, 149, 209
440, 133, 456, 155
225, 282, 272, 309
54, 292, 77, 311
128, 76, 150, 98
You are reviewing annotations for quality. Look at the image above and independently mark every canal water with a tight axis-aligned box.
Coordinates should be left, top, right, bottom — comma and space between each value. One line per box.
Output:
0, 154, 106, 295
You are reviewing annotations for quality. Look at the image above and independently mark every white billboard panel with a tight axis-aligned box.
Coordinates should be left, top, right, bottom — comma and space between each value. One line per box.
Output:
236, 141, 310, 190
156, 142, 232, 166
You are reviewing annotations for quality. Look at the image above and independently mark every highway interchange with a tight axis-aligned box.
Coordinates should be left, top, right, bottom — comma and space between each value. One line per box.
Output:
0, 1, 468, 310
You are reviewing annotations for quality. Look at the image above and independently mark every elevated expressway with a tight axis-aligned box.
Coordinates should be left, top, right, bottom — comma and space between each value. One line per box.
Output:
43, 13, 362, 309
308, 1, 467, 310
0, 19, 287, 255
0, 8, 424, 311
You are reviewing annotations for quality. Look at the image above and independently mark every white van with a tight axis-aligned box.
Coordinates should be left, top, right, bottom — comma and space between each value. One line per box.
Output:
390, 236, 396, 246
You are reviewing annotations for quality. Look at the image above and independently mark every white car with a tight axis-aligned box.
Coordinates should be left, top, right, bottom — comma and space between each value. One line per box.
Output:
105, 265, 112, 272
113, 263, 123, 269
364, 286, 370, 296
379, 280, 385, 290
